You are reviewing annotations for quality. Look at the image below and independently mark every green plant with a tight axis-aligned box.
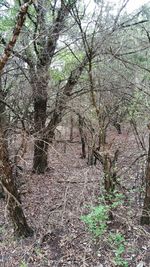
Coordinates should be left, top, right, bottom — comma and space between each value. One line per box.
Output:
81, 193, 126, 238
109, 233, 128, 267
111, 193, 125, 208
19, 261, 28, 267
81, 204, 109, 237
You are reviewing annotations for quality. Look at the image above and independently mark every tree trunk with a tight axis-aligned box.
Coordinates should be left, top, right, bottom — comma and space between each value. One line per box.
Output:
78, 115, 86, 158
87, 146, 95, 165
141, 133, 150, 225
33, 139, 48, 174
93, 149, 119, 197
103, 154, 117, 196
113, 121, 122, 134
0, 136, 33, 237
32, 68, 48, 174
98, 127, 106, 147
32, 56, 88, 173
0, 1, 34, 237
0, 80, 33, 237
70, 116, 74, 142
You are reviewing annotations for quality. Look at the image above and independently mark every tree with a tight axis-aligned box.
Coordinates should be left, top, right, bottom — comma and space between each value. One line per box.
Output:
141, 127, 150, 225
0, 0, 33, 237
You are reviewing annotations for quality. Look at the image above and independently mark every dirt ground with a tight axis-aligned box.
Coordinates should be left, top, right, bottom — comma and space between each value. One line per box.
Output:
0, 129, 150, 267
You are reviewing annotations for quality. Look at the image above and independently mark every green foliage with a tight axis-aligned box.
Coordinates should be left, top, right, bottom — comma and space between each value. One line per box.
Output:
0, 3, 18, 32
81, 204, 109, 237
24, 4, 36, 29
19, 261, 28, 267
81, 194, 128, 265
51, 49, 84, 83
50, 68, 65, 83
109, 233, 128, 267
54, 50, 84, 74
81, 193, 126, 238
111, 193, 125, 208
127, 89, 150, 122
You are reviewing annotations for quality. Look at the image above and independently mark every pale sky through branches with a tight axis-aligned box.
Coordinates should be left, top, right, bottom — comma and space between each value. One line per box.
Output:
119, 0, 150, 12
5, 0, 150, 13
87, 0, 150, 13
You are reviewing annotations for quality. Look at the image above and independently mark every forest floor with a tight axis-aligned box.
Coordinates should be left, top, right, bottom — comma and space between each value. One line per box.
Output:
0, 128, 150, 267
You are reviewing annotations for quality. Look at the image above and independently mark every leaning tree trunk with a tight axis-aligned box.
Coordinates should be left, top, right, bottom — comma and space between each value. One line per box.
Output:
0, 134, 33, 237
0, 0, 34, 237
0, 81, 33, 237
141, 133, 150, 225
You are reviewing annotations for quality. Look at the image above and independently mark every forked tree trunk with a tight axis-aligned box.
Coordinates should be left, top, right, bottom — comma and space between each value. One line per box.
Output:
32, 55, 88, 173
30, 1, 79, 174
141, 133, 150, 225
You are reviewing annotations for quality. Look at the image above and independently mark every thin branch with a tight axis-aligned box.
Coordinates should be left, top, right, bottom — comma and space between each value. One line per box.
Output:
0, 0, 33, 72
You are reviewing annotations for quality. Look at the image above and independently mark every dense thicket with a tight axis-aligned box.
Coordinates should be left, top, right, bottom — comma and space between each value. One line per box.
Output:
1, 0, 150, 238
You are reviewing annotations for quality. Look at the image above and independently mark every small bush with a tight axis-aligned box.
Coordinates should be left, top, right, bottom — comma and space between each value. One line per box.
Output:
109, 233, 128, 267
81, 204, 109, 237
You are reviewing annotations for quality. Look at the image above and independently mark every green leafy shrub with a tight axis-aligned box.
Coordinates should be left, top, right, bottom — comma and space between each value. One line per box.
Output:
81, 205, 109, 237
109, 233, 128, 267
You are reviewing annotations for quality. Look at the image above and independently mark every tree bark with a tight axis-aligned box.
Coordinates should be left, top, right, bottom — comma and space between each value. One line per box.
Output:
0, 0, 33, 71
78, 115, 86, 158
0, 0, 34, 237
30, 1, 78, 173
33, 139, 48, 174
70, 116, 74, 142
141, 133, 150, 225
0, 79, 33, 237
32, 56, 88, 173
0, 141, 33, 237
32, 69, 48, 173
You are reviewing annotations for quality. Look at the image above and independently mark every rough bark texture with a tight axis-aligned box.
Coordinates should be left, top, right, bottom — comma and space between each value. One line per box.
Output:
78, 115, 86, 159
103, 154, 117, 195
32, 56, 88, 173
70, 116, 74, 142
0, 80, 33, 237
33, 139, 48, 174
31, 1, 78, 173
93, 149, 119, 196
32, 70, 48, 173
141, 133, 150, 225
0, 0, 34, 237
0, 0, 33, 72
87, 146, 95, 165
0, 142, 33, 237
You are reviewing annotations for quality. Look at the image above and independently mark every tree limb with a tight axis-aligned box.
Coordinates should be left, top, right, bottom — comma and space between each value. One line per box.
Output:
0, 0, 33, 72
